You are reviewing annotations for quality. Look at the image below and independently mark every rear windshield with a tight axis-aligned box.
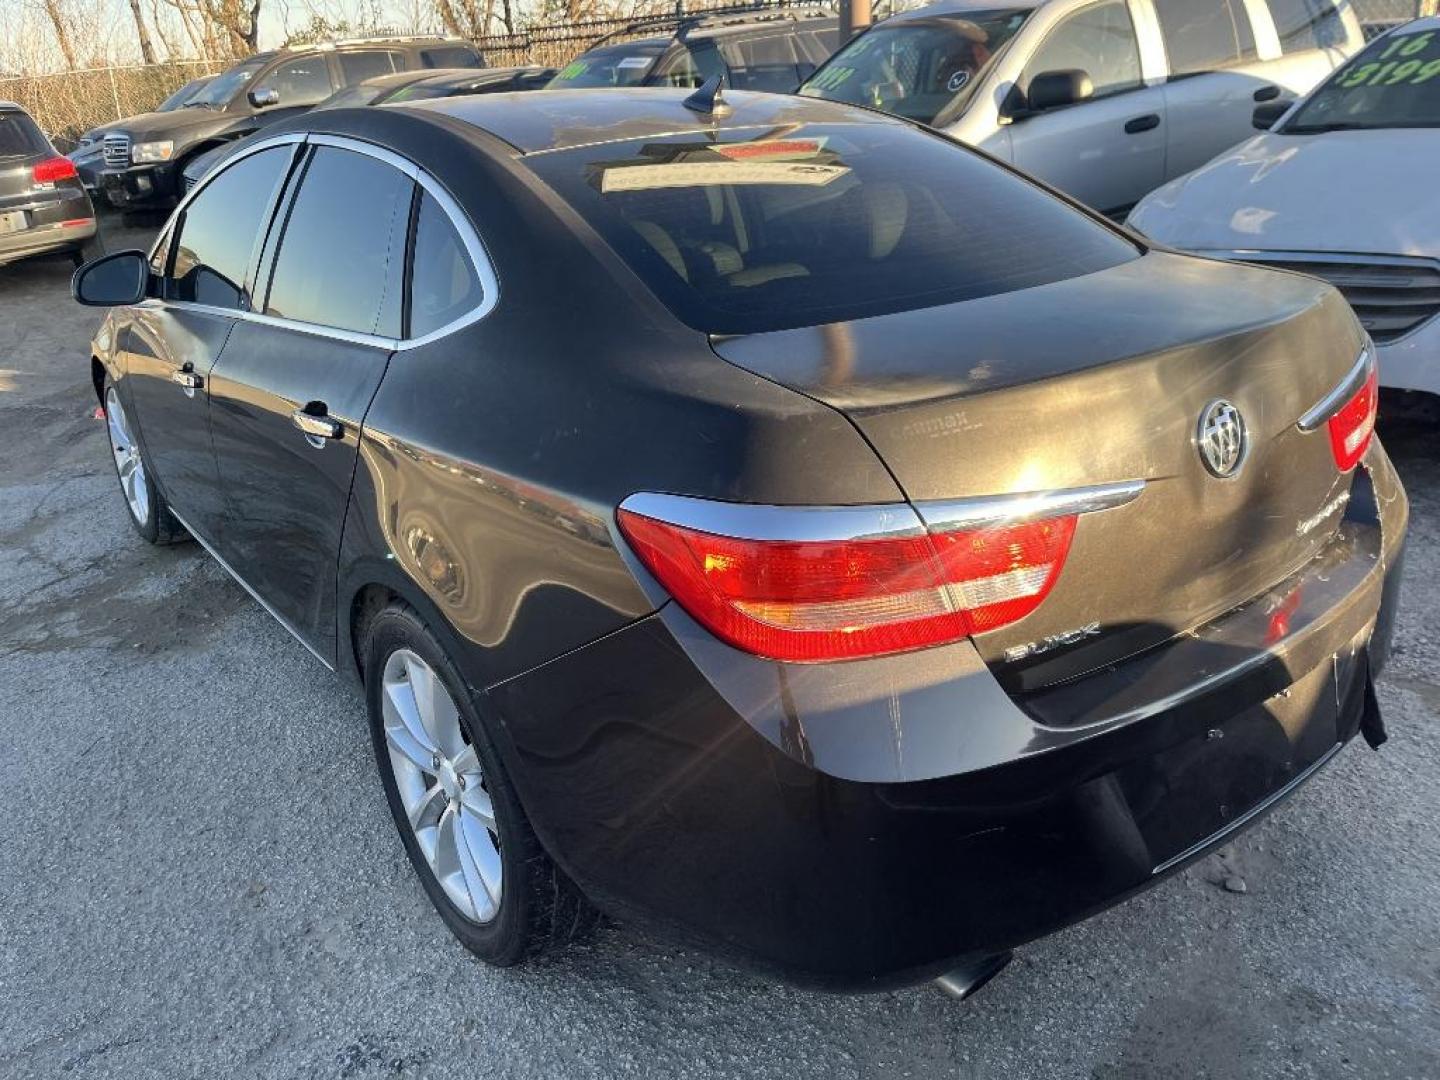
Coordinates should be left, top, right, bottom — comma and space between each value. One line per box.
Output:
0, 111, 48, 157
800, 10, 1033, 124
548, 44, 665, 88
524, 123, 1137, 334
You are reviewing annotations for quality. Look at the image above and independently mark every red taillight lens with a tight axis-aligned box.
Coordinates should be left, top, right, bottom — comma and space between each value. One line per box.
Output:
1327, 363, 1378, 472
32, 156, 78, 184
617, 508, 1075, 663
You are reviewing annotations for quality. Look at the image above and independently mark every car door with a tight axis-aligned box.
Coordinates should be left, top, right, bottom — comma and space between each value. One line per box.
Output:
1150, 0, 1279, 177
205, 140, 413, 660
120, 141, 297, 542
1008, 0, 1166, 216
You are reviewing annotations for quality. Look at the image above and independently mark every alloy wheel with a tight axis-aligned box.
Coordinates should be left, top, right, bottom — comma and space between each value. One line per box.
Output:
381, 648, 503, 923
105, 386, 150, 526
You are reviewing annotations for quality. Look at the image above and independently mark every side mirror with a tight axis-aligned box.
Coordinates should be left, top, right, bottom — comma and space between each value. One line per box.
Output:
1026, 69, 1094, 112
72, 250, 149, 307
1252, 100, 1293, 130
248, 87, 280, 109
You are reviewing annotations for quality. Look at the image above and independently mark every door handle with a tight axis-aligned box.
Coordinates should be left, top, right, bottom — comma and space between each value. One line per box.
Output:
170, 369, 203, 390
1124, 114, 1161, 134
1254, 84, 1281, 102
292, 404, 342, 443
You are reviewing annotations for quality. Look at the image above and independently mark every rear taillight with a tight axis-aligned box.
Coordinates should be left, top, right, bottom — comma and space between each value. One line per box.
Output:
1326, 363, 1378, 473
617, 500, 1078, 663
32, 156, 77, 184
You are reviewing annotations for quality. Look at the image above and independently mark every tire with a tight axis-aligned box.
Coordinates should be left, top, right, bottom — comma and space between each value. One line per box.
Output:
363, 602, 595, 965
102, 379, 185, 545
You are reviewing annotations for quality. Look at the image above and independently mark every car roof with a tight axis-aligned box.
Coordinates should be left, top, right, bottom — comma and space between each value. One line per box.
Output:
884, 0, 1045, 22
0, 101, 24, 112
414, 65, 549, 88
397, 85, 895, 154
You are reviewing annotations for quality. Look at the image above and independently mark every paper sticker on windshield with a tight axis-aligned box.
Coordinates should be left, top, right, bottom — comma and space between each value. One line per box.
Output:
601, 161, 849, 193
616, 56, 652, 69
557, 60, 589, 80
1338, 30, 1440, 86
947, 70, 970, 92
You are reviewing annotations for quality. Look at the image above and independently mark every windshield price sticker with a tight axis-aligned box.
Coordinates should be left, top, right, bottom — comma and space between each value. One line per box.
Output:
1340, 31, 1440, 86
616, 56, 652, 69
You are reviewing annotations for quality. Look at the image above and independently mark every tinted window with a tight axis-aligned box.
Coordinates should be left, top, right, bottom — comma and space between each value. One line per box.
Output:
255, 55, 334, 107
526, 124, 1138, 335
0, 111, 47, 156
646, 42, 726, 88
409, 191, 483, 337
265, 146, 411, 336
1154, 0, 1257, 74
1266, 0, 1345, 53
721, 34, 804, 92
422, 46, 482, 68
338, 50, 400, 84
170, 146, 291, 310
800, 11, 1034, 124
1027, 1, 1141, 97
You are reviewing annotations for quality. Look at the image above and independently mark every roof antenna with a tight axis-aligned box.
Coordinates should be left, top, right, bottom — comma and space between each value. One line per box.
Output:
683, 75, 733, 119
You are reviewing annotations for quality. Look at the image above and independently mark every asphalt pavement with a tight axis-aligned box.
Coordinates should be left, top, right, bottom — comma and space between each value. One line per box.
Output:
1, 213, 1437, 1079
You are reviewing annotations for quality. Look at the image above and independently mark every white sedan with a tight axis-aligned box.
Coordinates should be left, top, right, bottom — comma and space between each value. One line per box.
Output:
1129, 17, 1440, 401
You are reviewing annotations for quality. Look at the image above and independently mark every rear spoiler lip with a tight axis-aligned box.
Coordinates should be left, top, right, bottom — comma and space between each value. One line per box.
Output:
1297, 345, 1375, 433
916, 479, 1146, 533
617, 479, 1146, 544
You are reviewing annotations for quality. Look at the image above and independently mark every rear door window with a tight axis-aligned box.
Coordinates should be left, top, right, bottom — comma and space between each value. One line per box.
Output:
1153, 0, 1258, 75
254, 55, 336, 107
647, 42, 726, 87
1264, 0, 1345, 53
721, 34, 805, 92
408, 191, 484, 338
0, 111, 48, 157
338, 50, 401, 84
1025, 1, 1142, 98
169, 146, 293, 310
263, 146, 412, 337
422, 45, 483, 68
525, 123, 1138, 334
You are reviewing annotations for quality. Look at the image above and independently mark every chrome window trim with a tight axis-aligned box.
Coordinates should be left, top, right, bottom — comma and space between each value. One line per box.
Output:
618, 493, 927, 542
1297, 346, 1374, 433
145, 131, 499, 350
618, 480, 1147, 543
169, 507, 336, 671
915, 480, 1147, 533
309, 133, 500, 349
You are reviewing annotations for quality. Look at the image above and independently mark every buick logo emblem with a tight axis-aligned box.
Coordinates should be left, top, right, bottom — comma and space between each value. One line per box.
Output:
1197, 400, 1247, 477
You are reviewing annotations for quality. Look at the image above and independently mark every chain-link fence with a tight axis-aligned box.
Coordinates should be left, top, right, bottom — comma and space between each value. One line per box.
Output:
471, 0, 832, 68
0, 59, 226, 150
1353, 0, 1437, 38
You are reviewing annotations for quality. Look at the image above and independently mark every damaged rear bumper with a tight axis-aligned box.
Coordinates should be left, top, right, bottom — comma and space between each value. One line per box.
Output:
483, 441, 1408, 990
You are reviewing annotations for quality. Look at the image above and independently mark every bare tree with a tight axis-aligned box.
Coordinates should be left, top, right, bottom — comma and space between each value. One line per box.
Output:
37, 0, 79, 69
128, 0, 159, 62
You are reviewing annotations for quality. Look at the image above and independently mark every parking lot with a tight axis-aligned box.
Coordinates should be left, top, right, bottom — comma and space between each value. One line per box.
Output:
1, 211, 1437, 1080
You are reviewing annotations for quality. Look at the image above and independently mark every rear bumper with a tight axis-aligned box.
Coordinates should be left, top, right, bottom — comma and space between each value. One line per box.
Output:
485, 444, 1408, 990
0, 193, 96, 265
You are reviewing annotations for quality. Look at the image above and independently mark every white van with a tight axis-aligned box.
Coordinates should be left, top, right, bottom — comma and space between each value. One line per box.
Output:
800, 0, 1364, 217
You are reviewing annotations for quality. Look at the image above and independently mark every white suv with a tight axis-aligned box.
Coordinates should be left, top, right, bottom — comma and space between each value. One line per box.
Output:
800, 0, 1364, 217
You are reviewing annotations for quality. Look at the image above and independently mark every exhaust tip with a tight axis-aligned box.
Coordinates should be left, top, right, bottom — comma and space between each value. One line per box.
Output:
934, 951, 1013, 1002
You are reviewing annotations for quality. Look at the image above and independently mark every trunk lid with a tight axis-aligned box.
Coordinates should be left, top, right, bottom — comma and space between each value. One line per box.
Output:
0, 110, 48, 207
711, 251, 1368, 690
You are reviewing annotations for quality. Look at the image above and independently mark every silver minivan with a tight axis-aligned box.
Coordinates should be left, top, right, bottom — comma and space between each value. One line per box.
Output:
800, 0, 1364, 216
